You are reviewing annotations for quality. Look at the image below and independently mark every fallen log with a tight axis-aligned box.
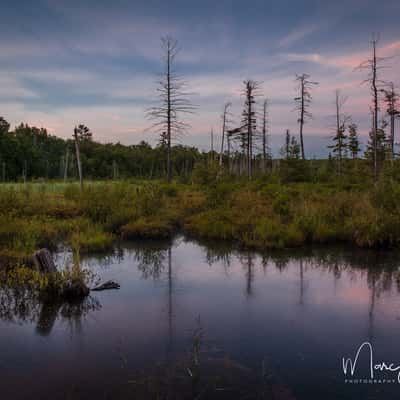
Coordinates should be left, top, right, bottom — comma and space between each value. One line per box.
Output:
92, 280, 120, 291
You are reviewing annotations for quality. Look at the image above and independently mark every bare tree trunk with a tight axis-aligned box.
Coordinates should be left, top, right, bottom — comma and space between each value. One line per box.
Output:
23, 160, 27, 183
113, 160, 118, 180
300, 79, 305, 160
391, 113, 395, 160
210, 128, 214, 160
166, 44, 172, 183
227, 136, 231, 173
295, 74, 317, 160
246, 89, 253, 179
335, 90, 342, 176
372, 40, 378, 182
73, 128, 83, 191
64, 147, 69, 182
262, 99, 268, 173
219, 103, 231, 167
147, 37, 194, 184
219, 117, 226, 166
389, 83, 396, 160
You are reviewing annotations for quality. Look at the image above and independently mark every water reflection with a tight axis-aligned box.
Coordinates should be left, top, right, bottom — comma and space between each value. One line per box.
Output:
0, 287, 101, 335
2, 239, 400, 399
135, 243, 168, 279
4, 242, 400, 339
115, 240, 400, 358
82, 240, 400, 348
240, 252, 255, 297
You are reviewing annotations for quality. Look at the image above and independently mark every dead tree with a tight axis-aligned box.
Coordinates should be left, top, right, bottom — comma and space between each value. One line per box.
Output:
219, 102, 232, 167
356, 37, 389, 180
227, 131, 232, 172
261, 98, 270, 172
210, 128, 214, 157
63, 146, 69, 182
294, 73, 318, 160
73, 125, 91, 191
147, 36, 195, 183
382, 82, 400, 159
241, 80, 261, 179
22, 160, 27, 183
112, 160, 119, 180
227, 127, 242, 174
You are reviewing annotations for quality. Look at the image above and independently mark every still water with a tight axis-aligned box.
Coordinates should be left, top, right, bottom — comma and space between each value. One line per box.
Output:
1, 237, 400, 399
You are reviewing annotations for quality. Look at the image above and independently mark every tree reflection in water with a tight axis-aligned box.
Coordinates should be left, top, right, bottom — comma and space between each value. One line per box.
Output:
0, 287, 101, 336
3, 240, 400, 399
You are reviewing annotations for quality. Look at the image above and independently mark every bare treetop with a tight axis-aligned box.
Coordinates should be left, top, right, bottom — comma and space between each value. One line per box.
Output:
355, 36, 392, 179
146, 36, 196, 182
294, 73, 319, 159
148, 36, 195, 139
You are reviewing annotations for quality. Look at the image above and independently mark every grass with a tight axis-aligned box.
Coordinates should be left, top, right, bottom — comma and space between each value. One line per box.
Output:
1, 173, 400, 269
70, 224, 114, 253
121, 217, 174, 239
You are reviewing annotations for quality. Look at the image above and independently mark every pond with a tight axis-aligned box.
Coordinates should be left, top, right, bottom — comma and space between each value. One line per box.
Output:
1, 237, 400, 399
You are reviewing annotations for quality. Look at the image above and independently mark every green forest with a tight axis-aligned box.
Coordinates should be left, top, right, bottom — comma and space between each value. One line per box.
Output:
0, 119, 201, 181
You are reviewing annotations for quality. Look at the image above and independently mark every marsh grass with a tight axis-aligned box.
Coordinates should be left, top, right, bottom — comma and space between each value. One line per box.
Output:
1, 178, 400, 267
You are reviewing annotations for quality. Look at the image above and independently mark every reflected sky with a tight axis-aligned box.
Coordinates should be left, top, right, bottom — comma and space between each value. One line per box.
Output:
1, 238, 400, 399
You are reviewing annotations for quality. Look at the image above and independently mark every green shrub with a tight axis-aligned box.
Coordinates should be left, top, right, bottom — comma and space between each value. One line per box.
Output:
70, 225, 114, 253
122, 217, 174, 239
185, 210, 234, 241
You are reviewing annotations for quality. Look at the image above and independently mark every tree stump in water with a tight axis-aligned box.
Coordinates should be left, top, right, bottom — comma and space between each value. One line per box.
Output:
32, 249, 57, 273
63, 280, 90, 299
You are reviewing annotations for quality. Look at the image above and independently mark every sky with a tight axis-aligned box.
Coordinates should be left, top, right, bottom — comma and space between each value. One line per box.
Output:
1, 0, 400, 157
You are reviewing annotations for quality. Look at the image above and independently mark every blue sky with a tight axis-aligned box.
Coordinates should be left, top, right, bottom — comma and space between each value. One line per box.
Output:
1, 0, 400, 156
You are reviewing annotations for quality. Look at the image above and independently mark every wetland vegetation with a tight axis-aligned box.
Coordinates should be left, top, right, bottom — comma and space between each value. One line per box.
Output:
2, 168, 400, 272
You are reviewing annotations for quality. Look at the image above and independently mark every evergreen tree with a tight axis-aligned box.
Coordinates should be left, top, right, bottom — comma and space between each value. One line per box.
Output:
289, 136, 301, 159
0, 117, 10, 135
282, 129, 291, 159
382, 83, 400, 159
280, 130, 300, 159
348, 123, 361, 159
365, 119, 389, 164
75, 124, 93, 142
328, 124, 347, 162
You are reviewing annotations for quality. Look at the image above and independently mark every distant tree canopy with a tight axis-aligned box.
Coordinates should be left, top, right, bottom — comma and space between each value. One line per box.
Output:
0, 118, 201, 181
0, 117, 10, 135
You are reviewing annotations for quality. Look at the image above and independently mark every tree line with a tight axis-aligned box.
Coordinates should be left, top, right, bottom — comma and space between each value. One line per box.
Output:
0, 35, 399, 184
148, 35, 399, 181
0, 119, 200, 182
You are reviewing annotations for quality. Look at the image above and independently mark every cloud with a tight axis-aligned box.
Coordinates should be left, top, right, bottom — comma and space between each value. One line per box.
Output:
281, 39, 400, 71
0, 76, 39, 100
278, 24, 322, 48
284, 53, 323, 64
0, 0, 399, 156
